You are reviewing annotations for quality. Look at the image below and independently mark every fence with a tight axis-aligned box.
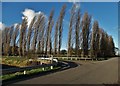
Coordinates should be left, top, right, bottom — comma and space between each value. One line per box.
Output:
54, 57, 105, 61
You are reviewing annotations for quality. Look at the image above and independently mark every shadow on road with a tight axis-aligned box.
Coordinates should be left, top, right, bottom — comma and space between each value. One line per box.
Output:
3, 61, 79, 85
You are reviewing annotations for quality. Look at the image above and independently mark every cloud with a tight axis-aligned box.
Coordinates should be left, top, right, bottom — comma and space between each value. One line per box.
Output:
22, 8, 45, 27
22, 8, 36, 27
0, 22, 5, 30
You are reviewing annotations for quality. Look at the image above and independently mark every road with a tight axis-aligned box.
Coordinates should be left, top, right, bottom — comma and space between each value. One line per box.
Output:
12, 57, 118, 84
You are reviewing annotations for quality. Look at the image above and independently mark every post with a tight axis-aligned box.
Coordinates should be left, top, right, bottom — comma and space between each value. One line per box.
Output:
51, 66, 53, 69
76, 58, 77, 60
24, 70, 26, 75
42, 67, 45, 71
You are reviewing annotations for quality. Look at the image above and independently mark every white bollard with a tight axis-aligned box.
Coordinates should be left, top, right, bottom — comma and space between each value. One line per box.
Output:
42, 67, 45, 71
51, 66, 53, 69
24, 70, 26, 75
76, 58, 77, 60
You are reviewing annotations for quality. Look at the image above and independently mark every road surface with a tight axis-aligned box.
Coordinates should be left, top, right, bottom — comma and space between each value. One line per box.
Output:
12, 57, 118, 84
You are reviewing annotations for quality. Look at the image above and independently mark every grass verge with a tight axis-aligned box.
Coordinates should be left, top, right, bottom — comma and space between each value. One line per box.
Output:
1, 66, 61, 81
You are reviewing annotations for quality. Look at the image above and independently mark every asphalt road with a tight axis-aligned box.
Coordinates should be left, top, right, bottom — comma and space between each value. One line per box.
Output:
12, 57, 118, 84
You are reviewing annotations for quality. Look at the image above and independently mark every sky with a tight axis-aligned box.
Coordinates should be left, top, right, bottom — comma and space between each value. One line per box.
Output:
1, 2, 118, 49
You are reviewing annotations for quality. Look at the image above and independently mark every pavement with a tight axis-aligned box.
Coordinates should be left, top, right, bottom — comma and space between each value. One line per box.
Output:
10, 57, 119, 84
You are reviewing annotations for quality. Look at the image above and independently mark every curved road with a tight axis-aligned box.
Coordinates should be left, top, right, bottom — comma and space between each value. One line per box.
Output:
12, 57, 118, 84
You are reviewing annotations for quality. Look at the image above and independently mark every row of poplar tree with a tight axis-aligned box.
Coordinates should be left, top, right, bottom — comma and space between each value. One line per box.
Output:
2, 4, 115, 58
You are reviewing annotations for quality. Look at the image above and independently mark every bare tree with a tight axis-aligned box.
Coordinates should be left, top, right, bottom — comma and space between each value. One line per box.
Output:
108, 36, 115, 56
75, 9, 81, 56
2, 28, 6, 55
19, 17, 27, 56
90, 20, 99, 58
104, 32, 109, 56
81, 12, 91, 57
41, 25, 46, 54
32, 14, 45, 53
37, 15, 46, 53
2, 5, 116, 58
54, 21, 59, 55
2, 27, 9, 55
27, 16, 36, 52
99, 29, 106, 57
45, 9, 54, 55
7, 26, 14, 56
23, 33, 27, 56
2, 26, 14, 56
67, 4, 76, 56
49, 20, 54, 54
58, 5, 66, 55
12, 24, 19, 55
98, 28, 115, 57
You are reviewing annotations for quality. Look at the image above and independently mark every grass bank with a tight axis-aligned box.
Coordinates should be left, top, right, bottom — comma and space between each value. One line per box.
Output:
1, 56, 51, 67
1, 66, 60, 81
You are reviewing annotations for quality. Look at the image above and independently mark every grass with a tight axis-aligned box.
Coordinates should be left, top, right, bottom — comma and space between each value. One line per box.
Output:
1, 56, 51, 67
0, 56, 60, 81
1, 56, 29, 67
1, 66, 61, 81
